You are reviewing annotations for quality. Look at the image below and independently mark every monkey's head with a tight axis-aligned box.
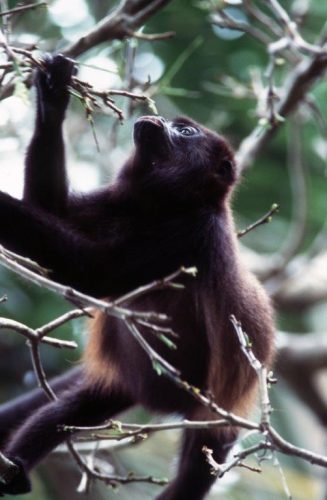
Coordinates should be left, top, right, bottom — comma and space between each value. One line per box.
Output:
120, 116, 238, 209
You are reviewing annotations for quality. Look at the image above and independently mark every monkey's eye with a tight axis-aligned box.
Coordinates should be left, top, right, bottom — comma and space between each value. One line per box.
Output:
175, 126, 197, 136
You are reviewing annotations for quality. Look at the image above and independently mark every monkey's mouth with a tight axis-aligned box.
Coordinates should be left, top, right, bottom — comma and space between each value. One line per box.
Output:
133, 116, 170, 156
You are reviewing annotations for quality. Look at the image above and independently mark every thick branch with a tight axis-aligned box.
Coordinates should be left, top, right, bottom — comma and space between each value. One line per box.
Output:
236, 53, 327, 170
268, 425, 327, 466
63, 0, 173, 58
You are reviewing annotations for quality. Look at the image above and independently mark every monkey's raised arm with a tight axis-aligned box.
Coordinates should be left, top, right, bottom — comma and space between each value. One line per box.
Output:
23, 55, 74, 216
0, 191, 192, 296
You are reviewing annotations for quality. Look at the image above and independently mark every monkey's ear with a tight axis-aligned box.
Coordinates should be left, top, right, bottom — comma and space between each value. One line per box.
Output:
219, 158, 236, 184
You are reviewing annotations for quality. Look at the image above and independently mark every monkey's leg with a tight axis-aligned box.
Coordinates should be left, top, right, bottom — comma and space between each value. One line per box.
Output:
155, 427, 238, 500
0, 382, 132, 495
0, 367, 82, 448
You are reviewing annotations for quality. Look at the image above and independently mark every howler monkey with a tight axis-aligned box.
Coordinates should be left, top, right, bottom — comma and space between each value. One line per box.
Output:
0, 55, 275, 499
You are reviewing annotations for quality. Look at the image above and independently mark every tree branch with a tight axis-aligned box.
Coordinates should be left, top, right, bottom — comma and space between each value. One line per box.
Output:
0, 2, 47, 18
63, 0, 173, 58
236, 53, 327, 171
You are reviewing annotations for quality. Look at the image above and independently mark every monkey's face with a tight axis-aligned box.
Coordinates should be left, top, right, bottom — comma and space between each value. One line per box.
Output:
130, 115, 237, 206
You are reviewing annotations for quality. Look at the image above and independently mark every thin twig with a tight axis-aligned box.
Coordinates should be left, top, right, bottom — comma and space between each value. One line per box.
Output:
65, 440, 167, 488
126, 29, 175, 41
28, 340, 57, 400
125, 318, 180, 377
113, 266, 196, 306
0, 317, 77, 349
36, 308, 93, 339
230, 315, 271, 426
266, 0, 326, 55
0, 2, 47, 17
62, 418, 230, 439
237, 204, 279, 238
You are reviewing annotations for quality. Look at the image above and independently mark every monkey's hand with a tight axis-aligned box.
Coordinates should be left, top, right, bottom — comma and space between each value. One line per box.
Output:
0, 458, 31, 496
35, 54, 76, 120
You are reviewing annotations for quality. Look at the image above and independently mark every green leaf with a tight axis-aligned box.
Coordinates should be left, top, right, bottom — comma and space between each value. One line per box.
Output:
159, 334, 177, 350
14, 79, 29, 104
152, 360, 163, 376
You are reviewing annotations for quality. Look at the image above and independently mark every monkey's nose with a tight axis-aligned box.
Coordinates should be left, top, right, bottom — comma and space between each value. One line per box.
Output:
135, 116, 165, 128
134, 116, 166, 145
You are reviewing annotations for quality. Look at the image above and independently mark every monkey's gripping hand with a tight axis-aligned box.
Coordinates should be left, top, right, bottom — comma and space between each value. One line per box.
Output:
35, 53, 76, 122
0, 457, 31, 496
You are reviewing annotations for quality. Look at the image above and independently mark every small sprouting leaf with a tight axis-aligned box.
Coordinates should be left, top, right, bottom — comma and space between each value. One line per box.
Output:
111, 419, 122, 432
169, 282, 185, 290
275, 113, 285, 123
259, 117, 269, 127
147, 98, 158, 115
276, 57, 285, 66
152, 360, 163, 376
159, 334, 177, 350
14, 79, 29, 104
183, 266, 198, 277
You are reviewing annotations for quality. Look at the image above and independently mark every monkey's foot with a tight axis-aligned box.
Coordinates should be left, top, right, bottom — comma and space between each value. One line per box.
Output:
0, 458, 31, 496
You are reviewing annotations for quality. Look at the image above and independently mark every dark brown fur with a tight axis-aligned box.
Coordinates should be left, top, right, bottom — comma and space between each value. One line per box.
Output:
0, 56, 275, 499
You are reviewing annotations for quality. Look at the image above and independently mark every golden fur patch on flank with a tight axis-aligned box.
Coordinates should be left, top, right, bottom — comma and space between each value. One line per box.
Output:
229, 383, 258, 418
83, 310, 119, 388
201, 343, 260, 424
191, 382, 258, 426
